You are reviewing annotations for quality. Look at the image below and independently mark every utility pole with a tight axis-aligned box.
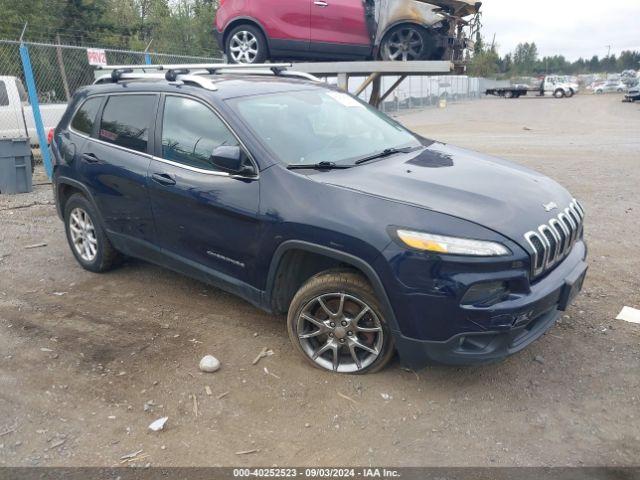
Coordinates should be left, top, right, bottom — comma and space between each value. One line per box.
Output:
605, 45, 612, 57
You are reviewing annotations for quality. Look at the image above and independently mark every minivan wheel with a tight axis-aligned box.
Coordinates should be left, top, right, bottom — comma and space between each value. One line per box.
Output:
381, 25, 433, 61
226, 25, 267, 64
287, 270, 395, 374
64, 193, 120, 273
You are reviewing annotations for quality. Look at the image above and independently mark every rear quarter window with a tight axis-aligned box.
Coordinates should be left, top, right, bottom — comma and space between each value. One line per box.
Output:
70, 97, 103, 135
98, 94, 157, 153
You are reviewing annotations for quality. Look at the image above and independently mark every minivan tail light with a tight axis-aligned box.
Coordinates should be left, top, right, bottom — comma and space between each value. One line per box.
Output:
47, 128, 54, 145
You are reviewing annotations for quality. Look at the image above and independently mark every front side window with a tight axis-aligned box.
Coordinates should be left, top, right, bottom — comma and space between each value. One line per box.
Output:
99, 95, 157, 153
0, 81, 8, 106
161, 96, 238, 171
70, 97, 102, 135
229, 89, 420, 166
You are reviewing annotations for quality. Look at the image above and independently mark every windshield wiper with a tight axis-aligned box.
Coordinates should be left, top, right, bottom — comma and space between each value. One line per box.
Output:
354, 146, 422, 165
287, 161, 352, 170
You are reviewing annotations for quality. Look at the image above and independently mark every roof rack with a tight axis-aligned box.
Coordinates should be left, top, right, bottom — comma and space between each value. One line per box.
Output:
93, 63, 320, 89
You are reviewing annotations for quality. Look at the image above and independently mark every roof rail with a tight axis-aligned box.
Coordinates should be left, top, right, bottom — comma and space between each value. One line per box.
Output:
93, 71, 219, 90
94, 63, 320, 84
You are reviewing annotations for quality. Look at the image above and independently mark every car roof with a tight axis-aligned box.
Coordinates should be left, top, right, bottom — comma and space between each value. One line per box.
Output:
80, 74, 324, 101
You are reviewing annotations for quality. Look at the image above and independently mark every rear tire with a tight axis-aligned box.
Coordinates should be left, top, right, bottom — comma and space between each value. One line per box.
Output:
554, 89, 565, 98
64, 194, 121, 273
225, 24, 268, 64
505, 90, 514, 99
287, 270, 395, 374
380, 24, 435, 61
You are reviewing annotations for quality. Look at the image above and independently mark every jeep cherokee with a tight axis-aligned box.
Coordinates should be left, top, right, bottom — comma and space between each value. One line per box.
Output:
51, 66, 587, 374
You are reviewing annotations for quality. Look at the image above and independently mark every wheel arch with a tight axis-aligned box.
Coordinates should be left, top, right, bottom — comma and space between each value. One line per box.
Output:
264, 240, 400, 333
55, 177, 104, 226
222, 17, 270, 55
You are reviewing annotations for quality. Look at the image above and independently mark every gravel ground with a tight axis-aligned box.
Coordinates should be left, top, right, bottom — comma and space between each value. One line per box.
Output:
0, 93, 638, 467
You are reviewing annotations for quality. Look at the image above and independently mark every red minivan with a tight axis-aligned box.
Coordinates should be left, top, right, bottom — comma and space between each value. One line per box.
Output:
214, 0, 481, 64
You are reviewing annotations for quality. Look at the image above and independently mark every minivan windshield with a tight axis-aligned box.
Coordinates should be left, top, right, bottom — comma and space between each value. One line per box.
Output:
229, 89, 421, 167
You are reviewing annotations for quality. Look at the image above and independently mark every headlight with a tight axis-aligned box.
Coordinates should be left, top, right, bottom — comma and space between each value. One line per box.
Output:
396, 229, 511, 256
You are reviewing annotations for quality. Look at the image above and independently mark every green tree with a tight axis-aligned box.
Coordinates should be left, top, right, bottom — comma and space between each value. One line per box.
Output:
513, 42, 539, 75
468, 37, 500, 77
617, 50, 640, 70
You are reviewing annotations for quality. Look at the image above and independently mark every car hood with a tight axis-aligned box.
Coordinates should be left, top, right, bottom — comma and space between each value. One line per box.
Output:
315, 142, 574, 245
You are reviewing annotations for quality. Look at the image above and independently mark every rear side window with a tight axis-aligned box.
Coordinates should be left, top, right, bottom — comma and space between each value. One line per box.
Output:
161, 96, 238, 171
70, 97, 102, 135
0, 81, 8, 106
99, 95, 157, 153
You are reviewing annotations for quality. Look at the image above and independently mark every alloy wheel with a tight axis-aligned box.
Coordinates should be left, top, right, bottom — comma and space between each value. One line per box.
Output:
69, 207, 98, 262
383, 28, 425, 61
296, 293, 384, 373
229, 31, 259, 64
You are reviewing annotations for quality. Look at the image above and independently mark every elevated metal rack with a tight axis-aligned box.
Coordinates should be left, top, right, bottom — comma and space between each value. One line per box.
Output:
292, 60, 454, 107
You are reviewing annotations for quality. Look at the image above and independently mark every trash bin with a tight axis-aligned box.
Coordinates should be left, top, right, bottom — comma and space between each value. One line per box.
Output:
0, 137, 32, 195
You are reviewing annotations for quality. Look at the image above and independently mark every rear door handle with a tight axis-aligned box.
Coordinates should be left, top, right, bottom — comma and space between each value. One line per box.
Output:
151, 172, 176, 186
82, 152, 101, 164
314, 1, 328, 6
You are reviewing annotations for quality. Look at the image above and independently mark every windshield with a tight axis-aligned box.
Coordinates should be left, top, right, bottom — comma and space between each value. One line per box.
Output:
229, 89, 421, 166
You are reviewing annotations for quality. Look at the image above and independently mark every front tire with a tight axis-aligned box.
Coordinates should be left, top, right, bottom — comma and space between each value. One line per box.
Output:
64, 194, 120, 273
225, 24, 268, 64
380, 24, 434, 61
287, 270, 395, 374
554, 89, 565, 98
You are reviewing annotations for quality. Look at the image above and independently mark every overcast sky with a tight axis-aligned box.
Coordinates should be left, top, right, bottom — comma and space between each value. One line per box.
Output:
479, 0, 640, 60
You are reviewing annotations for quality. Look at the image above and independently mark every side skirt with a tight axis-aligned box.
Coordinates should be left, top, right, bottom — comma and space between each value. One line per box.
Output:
107, 231, 266, 311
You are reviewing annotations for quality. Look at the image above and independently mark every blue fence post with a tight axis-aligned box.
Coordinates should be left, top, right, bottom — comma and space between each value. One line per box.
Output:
144, 39, 152, 65
19, 42, 53, 179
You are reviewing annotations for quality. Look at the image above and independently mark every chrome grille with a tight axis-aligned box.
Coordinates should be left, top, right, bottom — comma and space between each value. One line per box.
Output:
524, 199, 584, 278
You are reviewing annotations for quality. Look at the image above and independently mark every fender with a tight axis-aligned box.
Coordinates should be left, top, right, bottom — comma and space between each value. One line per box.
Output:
221, 16, 271, 53
54, 175, 105, 227
264, 240, 401, 334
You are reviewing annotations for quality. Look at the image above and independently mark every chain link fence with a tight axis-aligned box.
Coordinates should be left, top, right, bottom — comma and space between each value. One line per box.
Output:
322, 75, 510, 113
0, 39, 222, 151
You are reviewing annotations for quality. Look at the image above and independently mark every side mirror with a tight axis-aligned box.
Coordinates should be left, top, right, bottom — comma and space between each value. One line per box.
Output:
210, 145, 255, 176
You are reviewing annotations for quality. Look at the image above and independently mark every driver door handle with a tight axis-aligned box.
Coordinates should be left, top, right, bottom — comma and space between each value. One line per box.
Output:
314, 1, 328, 6
151, 172, 176, 186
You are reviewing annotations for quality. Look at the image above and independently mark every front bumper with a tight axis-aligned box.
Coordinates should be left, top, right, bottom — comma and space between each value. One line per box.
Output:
395, 307, 562, 366
384, 242, 587, 368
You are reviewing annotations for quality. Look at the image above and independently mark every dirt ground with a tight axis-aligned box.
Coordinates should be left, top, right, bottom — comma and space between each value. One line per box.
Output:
0, 94, 638, 467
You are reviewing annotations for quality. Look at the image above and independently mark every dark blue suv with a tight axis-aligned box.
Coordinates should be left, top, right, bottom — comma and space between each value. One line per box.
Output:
51, 65, 588, 374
